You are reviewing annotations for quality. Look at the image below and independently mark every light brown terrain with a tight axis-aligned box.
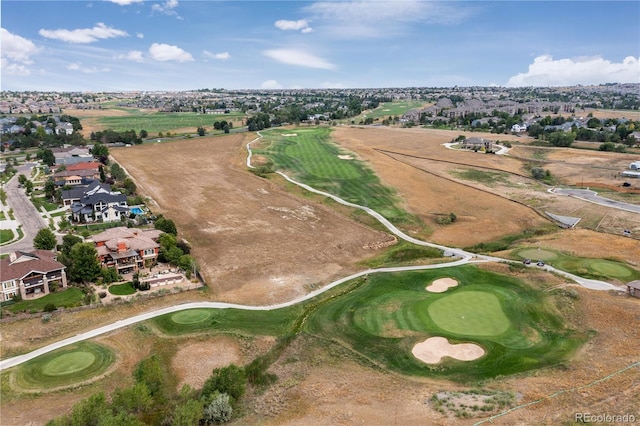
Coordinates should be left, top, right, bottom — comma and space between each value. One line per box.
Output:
2, 122, 639, 425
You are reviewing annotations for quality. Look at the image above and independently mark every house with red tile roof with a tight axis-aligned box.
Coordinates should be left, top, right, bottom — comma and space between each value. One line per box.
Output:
91, 227, 162, 274
0, 250, 68, 301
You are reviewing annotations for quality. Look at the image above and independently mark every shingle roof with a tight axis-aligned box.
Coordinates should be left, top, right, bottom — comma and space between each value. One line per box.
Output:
0, 250, 66, 282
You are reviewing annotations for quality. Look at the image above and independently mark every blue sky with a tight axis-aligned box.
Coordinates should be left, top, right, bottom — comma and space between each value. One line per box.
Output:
2, 0, 639, 91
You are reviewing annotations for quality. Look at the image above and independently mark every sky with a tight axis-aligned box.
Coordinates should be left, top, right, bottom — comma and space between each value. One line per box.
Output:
1, 0, 639, 91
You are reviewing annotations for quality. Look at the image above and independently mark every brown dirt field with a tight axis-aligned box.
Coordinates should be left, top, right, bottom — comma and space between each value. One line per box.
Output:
110, 134, 394, 305
331, 126, 550, 246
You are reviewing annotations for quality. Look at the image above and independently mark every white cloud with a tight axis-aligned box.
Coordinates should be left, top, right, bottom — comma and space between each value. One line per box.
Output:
1, 58, 31, 76
203, 50, 230, 60
1, 28, 39, 63
275, 19, 313, 33
261, 80, 283, 89
264, 48, 336, 70
117, 50, 144, 62
152, 0, 180, 16
507, 55, 640, 87
39, 22, 128, 44
149, 43, 194, 62
136, 33, 144, 39
304, 0, 470, 37
67, 63, 109, 73
107, 0, 144, 5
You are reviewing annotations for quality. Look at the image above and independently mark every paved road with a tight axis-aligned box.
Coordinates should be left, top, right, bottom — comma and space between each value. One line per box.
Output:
0, 136, 624, 371
1, 163, 48, 254
551, 188, 640, 214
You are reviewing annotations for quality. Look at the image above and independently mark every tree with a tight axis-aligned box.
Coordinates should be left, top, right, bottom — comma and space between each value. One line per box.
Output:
33, 227, 57, 250
69, 243, 101, 283
18, 174, 28, 186
69, 392, 110, 426
134, 355, 167, 398
110, 383, 153, 415
203, 393, 233, 424
61, 233, 83, 255
110, 162, 127, 181
24, 180, 33, 195
155, 216, 177, 235
44, 179, 57, 201
123, 178, 137, 195
140, 129, 148, 138
223, 123, 230, 134
201, 364, 246, 401
40, 148, 56, 166
92, 143, 109, 159
197, 126, 206, 136
171, 399, 203, 426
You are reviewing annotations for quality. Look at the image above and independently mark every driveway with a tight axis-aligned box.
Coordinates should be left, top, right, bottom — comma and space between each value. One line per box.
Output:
551, 188, 640, 214
1, 163, 48, 254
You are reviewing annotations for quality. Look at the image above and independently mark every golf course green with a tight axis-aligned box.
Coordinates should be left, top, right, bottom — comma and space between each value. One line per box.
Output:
15, 342, 115, 390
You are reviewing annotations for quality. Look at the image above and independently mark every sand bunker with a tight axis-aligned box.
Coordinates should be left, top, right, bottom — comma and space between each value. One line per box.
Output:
426, 277, 458, 293
282, 133, 298, 137
412, 336, 484, 364
338, 155, 354, 160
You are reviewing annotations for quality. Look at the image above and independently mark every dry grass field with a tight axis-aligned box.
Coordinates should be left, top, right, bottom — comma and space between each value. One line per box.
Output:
2, 122, 639, 425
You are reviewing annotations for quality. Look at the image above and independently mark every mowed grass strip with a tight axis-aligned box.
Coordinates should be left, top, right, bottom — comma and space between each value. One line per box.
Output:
15, 342, 115, 390
304, 266, 587, 381
108, 282, 136, 295
255, 128, 416, 224
153, 306, 302, 336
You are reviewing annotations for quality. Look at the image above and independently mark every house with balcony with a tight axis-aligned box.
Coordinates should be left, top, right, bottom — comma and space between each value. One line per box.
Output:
70, 183, 128, 223
91, 227, 162, 274
0, 250, 68, 301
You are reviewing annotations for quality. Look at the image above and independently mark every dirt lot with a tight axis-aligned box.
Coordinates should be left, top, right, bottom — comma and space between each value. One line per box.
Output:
2, 125, 639, 425
111, 134, 394, 304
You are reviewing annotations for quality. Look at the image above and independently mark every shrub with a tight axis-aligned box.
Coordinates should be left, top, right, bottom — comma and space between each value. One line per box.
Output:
203, 393, 233, 424
43, 302, 56, 312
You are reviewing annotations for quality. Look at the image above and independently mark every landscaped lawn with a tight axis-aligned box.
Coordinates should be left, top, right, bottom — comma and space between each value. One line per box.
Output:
4, 287, 84, 313
0, 229, 14, 244
108, 282, 136, 296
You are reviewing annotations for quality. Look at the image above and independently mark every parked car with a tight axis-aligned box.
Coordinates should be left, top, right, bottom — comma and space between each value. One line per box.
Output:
536, 260, 545, 267
523, 259, 531, 265
622, 182, 631, 187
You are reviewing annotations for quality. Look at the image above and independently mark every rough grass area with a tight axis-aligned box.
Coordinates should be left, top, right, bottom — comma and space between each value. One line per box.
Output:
361, 240, 443, 268
13, 342, 115, 390
431, 389, 517, 418
450, 169, 512, 186
108, 282, 136, 296
254, 127, 420, 225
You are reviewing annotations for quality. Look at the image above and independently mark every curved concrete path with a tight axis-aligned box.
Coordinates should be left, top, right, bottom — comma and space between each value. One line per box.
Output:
0, 131, 623, 371
550, 188, 640, 214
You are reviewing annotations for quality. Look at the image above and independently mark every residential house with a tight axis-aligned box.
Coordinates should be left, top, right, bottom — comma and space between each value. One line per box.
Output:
461, 137, 493, 152
0, 250, 68, 301
56, 122, 74, 135
52, 146, 93, 166
91, 227, 162, 274
511, 123, 528, 133
70, 183, 128, 223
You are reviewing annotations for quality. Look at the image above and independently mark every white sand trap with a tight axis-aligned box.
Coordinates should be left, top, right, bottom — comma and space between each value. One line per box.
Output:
338, 155, 354, 160
412, 337, 485, 364
426, 277, 458, 293
282, 133, 297, 137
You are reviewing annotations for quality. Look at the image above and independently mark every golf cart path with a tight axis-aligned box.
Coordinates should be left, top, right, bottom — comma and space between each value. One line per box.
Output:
550, 188, 640, 214
0, 132, 622, 371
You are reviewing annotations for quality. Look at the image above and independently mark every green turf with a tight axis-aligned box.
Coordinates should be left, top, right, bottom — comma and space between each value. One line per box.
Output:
99, 110, 246, 134
305, 265, 587, 381
42, 352, 96, 375
0, 229, 14, 244
108, 282, 136, 295
516, 249, 640, 281
254, 127, 419, 225
427, 291, 510, 336
517, 248, 558, 261
360, 101, 427, 120
4, 287, 84, 313
15, 342, 115, 389
171, 309, 213, 324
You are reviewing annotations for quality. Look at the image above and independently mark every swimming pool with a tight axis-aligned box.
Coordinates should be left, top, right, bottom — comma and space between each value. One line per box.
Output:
130, 206, 144, 215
